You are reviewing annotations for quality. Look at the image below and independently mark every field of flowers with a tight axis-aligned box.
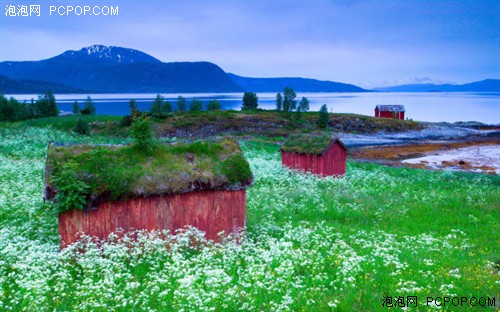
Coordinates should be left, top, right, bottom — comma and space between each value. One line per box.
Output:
0, 122, 499, 311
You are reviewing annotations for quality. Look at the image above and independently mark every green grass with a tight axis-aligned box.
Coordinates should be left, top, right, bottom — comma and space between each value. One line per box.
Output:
45, 137, 251, 212
281, 131, 335, 154
0, 122, 498, 311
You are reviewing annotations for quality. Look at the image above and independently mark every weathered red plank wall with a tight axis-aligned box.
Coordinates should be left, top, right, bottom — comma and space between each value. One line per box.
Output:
59, 189, 246, 248
281, 142, 346, 177
376, 110, 404, 120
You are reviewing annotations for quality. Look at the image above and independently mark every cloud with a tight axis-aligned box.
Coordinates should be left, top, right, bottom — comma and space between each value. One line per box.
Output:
1, 0, 499, 85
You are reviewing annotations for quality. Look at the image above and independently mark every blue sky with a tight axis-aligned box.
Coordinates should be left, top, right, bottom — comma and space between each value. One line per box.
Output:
0, 0, 499, 87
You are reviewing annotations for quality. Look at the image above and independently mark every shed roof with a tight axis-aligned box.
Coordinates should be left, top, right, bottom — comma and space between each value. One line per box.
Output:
375, 105, 405, 112
44, 137, 253, 209
281, 132, 346, 155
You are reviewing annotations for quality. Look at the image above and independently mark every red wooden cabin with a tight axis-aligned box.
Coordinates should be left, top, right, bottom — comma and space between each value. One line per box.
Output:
44, 138, 252, 249
375, 105, 405, 119
281, 132, 347, 177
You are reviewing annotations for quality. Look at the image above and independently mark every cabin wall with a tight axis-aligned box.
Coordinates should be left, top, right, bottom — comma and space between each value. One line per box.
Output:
282, 142, 346, 176
322, 142, 346, 176
58, 189, 246, 248
377, 111, 405, 119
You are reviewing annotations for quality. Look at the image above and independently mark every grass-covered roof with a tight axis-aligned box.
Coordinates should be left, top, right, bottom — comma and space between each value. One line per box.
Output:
44, 137, 252, 212
281, 132, 345, 155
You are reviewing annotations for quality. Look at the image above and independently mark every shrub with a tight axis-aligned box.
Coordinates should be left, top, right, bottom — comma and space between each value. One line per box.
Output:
220, 154, 252, 184
130, 114, 155, 151
121, 115, 133, 127
207, 99, 221, 111
129, 99, 140, 117
80, 108, 91, 115
73, 118, 90, 135
162, 101, 173, 113
53, 160, 90, 212
299, 97, 310, 112
189, 99, 203, 112
83, 96, 96, 115
150, 95, 164, 117
72, 101, 80, 114
35, 91, 59, 117
177, 96, 187, 112
316, 104, 329, 129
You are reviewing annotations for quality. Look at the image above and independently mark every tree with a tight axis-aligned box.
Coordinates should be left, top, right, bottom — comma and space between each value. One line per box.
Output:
189, 99, 203, 112
35, 91, 59, 117
162, 101, 173, 113
316, 104, 329, 129
242, 92, 258, 110
0, 95, 16, 121
177, 96, 187, 112
129, 99, 140, 117
299, 97, 310, 112
276, 93, 283, 111
283, 87, 296, 112
150, 94, 164, 117
72, 101, 80, 114
130, 114, 155, 151
207, 99, 221, 111
83, 96, 96, 115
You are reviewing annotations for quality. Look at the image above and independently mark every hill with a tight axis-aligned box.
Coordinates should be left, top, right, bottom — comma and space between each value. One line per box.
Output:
228, 73, 369, 92
375, 79, 500, 92
0, 74, 85, 94
0, 45, 243, 93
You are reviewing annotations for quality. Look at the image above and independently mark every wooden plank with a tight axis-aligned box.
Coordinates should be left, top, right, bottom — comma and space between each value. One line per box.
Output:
58, 190, 247, 248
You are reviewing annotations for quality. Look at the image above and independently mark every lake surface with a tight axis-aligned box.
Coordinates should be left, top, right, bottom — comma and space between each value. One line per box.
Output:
8, 92, 500, 124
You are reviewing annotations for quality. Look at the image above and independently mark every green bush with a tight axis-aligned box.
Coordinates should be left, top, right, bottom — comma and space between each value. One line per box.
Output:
189, 99, 203, 112
72, 101, 80, 114
220, 154, 252, 184
207, 99, 221, 111
316, 104, 329, 129
162, 101, 173, 113
83, 96, 96, 115
177, 96, 187, 112
121, 115, 133, 127
53, 160, 90, 212
130, 114, 155, 151
73, 118, 90, 135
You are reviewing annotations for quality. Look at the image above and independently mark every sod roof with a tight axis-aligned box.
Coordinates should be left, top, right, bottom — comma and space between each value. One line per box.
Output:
44, 137, 253, 209
281, 132, 346, 155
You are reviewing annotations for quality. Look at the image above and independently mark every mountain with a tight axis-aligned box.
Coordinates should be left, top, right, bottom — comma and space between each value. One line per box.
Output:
0, 74, 86, 94
228, 73, 369, 92
375, 79, 500, 92
0, 45, 243, 93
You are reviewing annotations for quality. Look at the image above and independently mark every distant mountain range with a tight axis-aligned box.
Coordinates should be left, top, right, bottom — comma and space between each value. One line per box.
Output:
375, 79, 500, 92
0, 74, 86, 94
0, 45, 242, 93
227, 73, 367, 92
0, 45, 498, 94
0, 45, 369, 94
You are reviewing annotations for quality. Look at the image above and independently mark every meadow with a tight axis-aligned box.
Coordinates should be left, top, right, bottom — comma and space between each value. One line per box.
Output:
0, 120, 498, 311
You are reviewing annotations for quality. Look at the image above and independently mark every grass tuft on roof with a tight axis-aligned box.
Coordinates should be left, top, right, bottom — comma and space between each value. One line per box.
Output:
44, 137, 252, 212
281, 131, 338, 155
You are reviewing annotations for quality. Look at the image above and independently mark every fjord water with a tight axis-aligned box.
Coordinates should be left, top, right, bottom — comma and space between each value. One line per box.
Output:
10, 92, 500, 124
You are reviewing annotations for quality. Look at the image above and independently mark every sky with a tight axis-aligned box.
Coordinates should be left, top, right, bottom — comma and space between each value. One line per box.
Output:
0, 0, 499, 88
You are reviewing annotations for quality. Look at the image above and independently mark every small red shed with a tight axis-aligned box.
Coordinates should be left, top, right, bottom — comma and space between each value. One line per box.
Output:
44, 138, 253, 249
281, 132, 347, 177
375, 105, 405, 119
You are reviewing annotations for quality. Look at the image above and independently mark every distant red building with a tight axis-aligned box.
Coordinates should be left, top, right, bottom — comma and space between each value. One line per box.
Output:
375, 105, 405, 119
281, 133, 347, 177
